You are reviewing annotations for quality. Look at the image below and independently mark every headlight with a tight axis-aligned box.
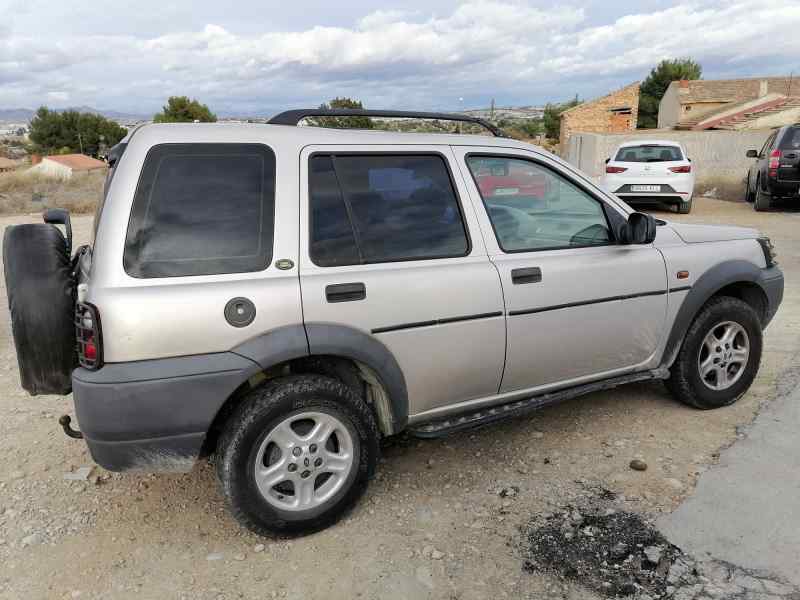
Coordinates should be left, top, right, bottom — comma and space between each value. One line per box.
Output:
757, 237, 777, 267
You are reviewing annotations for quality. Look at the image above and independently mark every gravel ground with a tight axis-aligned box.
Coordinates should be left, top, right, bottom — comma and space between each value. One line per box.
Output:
1, 197, 799, 600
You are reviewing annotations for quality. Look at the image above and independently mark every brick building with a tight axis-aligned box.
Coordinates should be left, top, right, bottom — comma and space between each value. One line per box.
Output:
559, 82, 640, 153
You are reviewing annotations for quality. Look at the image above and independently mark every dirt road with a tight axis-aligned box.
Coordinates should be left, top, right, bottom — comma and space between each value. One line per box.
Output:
1, 197, 798, 599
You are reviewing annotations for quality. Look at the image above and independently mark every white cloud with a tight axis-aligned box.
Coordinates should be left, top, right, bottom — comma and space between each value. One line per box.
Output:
1, 0, 799, 113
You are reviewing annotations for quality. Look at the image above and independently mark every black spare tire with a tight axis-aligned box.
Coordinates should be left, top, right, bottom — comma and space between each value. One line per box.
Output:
3, 224, 76, 395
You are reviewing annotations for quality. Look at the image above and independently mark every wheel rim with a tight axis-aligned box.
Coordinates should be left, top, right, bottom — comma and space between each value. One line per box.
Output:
254, 411, 355, 512
697, 321, 750, 391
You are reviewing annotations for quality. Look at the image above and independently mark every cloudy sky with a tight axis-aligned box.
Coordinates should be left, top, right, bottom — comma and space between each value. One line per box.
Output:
1, 0, 798, 116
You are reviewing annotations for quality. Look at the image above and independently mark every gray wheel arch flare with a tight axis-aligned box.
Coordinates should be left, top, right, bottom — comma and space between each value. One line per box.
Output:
233, 323, 409, 434
662, 259, 783, 368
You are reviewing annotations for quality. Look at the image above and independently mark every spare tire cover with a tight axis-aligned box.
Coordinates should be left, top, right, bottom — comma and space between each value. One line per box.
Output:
3, 224, 76, 395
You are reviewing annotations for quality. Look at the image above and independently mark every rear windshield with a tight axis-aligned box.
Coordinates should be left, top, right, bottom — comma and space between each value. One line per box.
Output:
615, 145, 683, 162
779, 128, 800, 150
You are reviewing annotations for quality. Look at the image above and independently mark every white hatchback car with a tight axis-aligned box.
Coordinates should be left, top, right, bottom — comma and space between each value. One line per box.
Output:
602, 140, 695, 213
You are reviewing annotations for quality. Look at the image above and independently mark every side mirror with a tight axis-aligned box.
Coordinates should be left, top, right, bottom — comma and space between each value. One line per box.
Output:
746, 149, 758, 158
604, 157, 611, 164
619, 212, 656, 245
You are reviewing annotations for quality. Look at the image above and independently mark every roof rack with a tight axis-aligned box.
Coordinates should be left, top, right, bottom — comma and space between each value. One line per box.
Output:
267, 109, 509, 138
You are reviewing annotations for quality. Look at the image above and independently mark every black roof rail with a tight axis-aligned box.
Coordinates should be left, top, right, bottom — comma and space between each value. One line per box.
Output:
267, 109, 509, 138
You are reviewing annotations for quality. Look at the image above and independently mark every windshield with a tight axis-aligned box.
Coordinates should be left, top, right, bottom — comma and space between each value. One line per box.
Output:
615, 145, 683, 162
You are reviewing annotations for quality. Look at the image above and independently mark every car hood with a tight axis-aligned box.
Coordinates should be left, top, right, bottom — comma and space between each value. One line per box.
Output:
665, 221, 760, 244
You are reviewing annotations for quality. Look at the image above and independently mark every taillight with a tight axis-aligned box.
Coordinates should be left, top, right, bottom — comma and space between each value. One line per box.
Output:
768, 149, 781, 178
75, 302, 103, 370
768, 149, 781, 169
606, 165, 627, 174
669, 165, 691, 173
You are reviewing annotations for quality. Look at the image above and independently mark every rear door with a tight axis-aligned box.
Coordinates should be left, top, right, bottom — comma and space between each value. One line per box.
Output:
455, 147, 668, 392
298, 145, 506, 416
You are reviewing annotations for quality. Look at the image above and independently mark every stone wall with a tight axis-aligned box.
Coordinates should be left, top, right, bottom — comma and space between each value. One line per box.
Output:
564, 129, 772, 199
559, 83, 640, 153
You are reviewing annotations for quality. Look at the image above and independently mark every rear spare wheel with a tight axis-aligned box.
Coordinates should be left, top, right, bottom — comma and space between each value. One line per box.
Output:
3, 221, 76, 395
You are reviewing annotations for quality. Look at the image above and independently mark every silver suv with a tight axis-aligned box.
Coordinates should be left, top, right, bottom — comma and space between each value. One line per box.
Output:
3, 109, 784, 535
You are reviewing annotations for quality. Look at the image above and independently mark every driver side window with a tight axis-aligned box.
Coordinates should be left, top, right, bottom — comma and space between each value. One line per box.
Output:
465, 155, 613, 252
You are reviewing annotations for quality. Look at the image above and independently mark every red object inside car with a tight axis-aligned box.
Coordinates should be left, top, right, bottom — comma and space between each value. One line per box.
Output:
476, 174, 549, 199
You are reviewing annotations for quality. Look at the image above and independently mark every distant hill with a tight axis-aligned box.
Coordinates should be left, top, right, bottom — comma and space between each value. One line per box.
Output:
0, 108, 36, 122
0, 107, 147, 123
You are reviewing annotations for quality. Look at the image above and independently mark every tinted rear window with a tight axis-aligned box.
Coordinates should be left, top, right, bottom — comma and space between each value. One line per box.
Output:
779, 128, 800, 149
309, 154, 469, 266
124, 143, 275, 278
615, 145, 683, 162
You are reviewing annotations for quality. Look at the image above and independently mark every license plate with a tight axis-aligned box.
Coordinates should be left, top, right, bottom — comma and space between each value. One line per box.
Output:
631, 185, 661, 193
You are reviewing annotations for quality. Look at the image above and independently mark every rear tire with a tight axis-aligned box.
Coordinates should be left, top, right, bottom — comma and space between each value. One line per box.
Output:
215, 375, 380, 536
754, 182, 771, 211
677, 199, 692, 214
666, 296, 762, 409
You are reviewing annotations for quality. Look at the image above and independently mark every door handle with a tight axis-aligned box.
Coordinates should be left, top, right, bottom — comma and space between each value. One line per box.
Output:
326, 282, 366, 303
511, 267, 542, 284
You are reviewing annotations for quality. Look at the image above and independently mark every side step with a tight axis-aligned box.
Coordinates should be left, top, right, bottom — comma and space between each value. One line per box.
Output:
408, 369, 668, 438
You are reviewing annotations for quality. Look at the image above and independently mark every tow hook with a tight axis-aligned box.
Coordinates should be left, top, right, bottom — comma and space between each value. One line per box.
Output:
59, 415, 84, 439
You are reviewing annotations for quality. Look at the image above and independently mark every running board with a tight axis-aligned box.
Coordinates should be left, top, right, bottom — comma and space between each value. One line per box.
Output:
408, 368, 669, 438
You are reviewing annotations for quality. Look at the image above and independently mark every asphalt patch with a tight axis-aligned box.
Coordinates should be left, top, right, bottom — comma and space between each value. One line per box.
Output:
524, 506, 684, 598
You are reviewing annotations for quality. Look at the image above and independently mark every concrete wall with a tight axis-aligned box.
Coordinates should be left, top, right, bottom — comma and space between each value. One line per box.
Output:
29, 159, 73, 179
565, 129, 773, 198
658, 86, 681, 129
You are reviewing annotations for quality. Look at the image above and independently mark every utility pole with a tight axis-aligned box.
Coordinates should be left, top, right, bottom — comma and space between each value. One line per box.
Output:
490, 98, 495, 121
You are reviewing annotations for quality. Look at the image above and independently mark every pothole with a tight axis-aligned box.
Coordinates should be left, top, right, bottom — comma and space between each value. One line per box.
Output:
522, 489, 800, 599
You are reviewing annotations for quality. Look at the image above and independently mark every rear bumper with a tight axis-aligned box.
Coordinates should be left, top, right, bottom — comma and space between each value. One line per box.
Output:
615, 192, 690, 203
72, 352, 258, 472
767, 180, 800, 197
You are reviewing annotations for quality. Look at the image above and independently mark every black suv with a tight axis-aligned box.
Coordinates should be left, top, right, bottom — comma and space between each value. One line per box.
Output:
746, 124, 800, 211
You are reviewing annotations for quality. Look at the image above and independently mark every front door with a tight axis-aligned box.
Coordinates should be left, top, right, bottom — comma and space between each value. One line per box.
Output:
455, 148, 668, 392
298, 145, 506, 416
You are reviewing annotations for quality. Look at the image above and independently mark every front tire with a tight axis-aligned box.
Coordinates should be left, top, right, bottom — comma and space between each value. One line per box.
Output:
216, 375, 380, 536
666, 296, 762, 409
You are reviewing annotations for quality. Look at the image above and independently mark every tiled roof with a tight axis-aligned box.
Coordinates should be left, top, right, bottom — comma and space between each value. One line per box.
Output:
43, 154, 107, 171
677, 95, 800, 130
676, 77, 798, 104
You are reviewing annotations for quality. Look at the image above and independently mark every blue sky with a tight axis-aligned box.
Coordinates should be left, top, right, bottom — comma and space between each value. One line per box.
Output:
1, 0, 798, 115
